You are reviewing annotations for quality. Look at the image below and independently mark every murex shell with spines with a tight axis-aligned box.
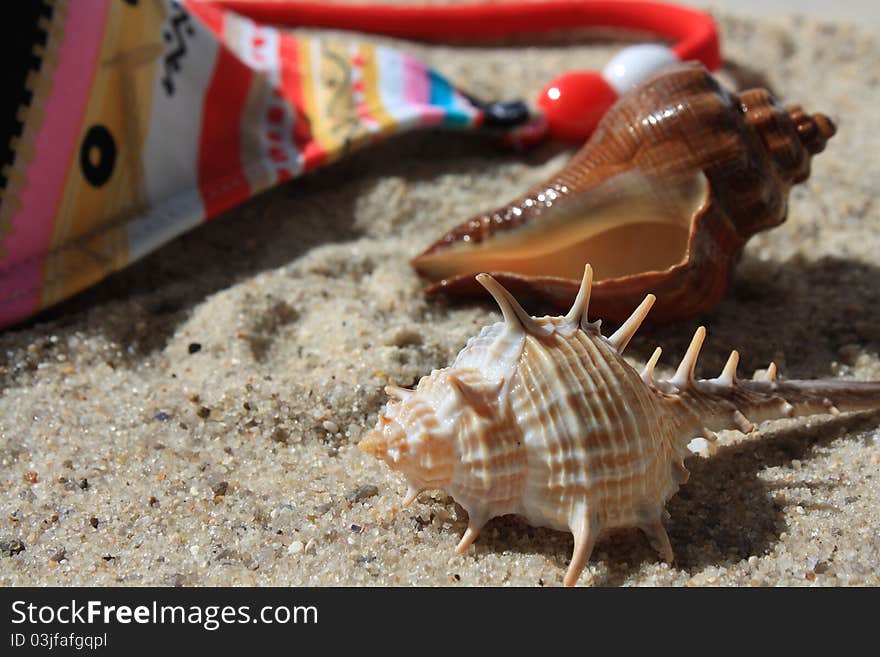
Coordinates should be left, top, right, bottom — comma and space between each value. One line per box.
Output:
360, 265, 880, 586
412, 62, 836, 323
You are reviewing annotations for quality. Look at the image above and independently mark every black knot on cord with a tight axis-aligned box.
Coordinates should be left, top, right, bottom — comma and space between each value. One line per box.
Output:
478, 100, 532, 129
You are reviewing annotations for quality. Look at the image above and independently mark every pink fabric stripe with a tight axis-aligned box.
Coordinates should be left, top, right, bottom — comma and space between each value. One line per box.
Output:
0, 0, 110, 324
401, 54, 443, 127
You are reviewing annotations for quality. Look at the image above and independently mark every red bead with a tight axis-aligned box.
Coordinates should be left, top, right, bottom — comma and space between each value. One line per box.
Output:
537, 71, 618, 142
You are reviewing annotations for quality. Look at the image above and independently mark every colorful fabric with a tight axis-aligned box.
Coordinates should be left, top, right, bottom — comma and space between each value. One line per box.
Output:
0, 0, 522, 328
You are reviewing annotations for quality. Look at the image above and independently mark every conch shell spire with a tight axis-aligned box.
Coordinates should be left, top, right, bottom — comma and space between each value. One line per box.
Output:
662, 328, 879, 437
673, 373, 880, 437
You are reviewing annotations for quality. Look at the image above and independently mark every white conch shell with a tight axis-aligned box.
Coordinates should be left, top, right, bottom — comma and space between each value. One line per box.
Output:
360, 265, 880, 586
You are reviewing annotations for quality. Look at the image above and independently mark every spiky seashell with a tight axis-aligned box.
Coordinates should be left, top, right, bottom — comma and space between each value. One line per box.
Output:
360, 265, 880, 586
412, 62, 836, 323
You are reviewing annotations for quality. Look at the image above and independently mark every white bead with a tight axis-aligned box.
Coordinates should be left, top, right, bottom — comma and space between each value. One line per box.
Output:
601, 44, 679, 95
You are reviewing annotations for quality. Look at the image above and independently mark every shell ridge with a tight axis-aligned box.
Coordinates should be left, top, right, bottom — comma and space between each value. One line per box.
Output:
514, 336, 575, 526
572, 332, 660, 527
547, 334, 601, 494
589, 334, 674, 525
576, 336, 631, 525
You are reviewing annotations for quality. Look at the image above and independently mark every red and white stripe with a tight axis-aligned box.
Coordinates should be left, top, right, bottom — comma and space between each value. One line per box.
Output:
223, 10, 303, 187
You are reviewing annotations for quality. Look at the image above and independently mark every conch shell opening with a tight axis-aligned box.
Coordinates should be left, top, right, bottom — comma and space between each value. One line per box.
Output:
415, 169, 709, 284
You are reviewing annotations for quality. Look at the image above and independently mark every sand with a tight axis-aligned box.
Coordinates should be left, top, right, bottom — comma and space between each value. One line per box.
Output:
1, 9, 879, 587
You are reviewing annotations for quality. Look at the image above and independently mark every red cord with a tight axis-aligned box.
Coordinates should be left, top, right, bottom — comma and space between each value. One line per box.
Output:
208, 1, 719, 66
